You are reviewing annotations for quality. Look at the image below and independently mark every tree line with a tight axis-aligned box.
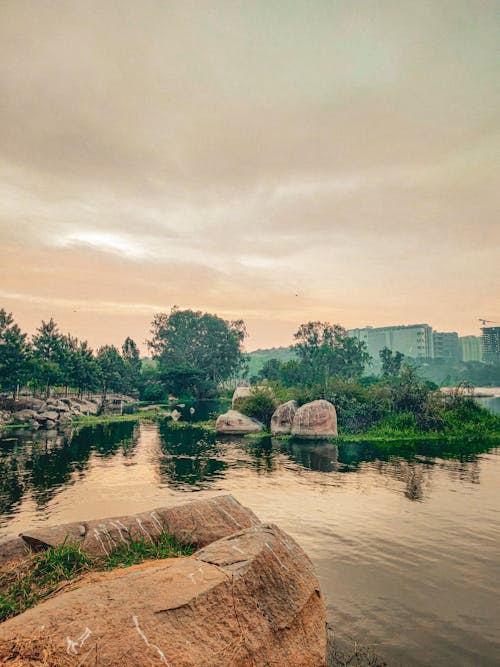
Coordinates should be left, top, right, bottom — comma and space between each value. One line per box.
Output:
0, 306, 247, 401
0, 309, 142, 399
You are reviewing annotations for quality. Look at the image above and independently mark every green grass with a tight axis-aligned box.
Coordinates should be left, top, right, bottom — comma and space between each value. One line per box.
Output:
0, 533, 193, 623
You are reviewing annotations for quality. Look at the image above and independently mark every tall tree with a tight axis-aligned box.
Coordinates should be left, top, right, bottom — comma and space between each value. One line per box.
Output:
148, 307, 247, 398
96, 345, 127, 399
122, 337, 142, 395
293, 321, 370, 384
31, 318, 65, 396
0, 309, 31, 397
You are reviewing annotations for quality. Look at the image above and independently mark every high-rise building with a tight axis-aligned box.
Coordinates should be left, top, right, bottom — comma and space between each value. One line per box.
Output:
459, 336, 483, 362
348, 324, 434, 362
433, 331, 461, 360
482, 327, 500, 363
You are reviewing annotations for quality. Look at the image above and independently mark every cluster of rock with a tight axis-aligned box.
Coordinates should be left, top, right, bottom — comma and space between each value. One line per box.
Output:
0, 396, 100, 430
216, 397, 338, 439
0, 496, 327, 666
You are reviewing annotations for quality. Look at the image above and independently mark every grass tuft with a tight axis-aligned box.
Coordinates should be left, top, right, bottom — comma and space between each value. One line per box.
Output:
0, 533, 193, 623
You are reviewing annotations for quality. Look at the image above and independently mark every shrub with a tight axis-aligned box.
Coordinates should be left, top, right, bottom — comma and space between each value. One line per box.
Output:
235, 385, 278, 427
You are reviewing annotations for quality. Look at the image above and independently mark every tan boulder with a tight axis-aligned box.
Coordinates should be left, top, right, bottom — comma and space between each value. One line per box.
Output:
0, 496, 259, 564
215, 409, 264, 435
0, 523, 326, 667
291, 400, 338, 438
271, 400, 298, 435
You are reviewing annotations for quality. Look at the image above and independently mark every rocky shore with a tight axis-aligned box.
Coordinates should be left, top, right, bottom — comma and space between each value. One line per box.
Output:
0, 394, 135, 430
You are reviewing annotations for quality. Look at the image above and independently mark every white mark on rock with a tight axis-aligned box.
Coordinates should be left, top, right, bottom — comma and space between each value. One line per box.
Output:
150, 511, 163, 533
213, 499, 241, 528
93, 528, 108, 556
133, 615, 169, 665
136, 517, 153, 542
232, 545, 245, 554
188, 572, 196, 584
66, 627, 92, 655
265, 543, 289, 571
109, 521, 128, 544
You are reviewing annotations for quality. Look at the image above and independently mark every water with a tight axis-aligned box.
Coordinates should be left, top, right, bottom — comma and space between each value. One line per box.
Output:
1, 421, 499, 666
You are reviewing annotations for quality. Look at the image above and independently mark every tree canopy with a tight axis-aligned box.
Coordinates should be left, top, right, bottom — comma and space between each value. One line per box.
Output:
148, 307, 247, 397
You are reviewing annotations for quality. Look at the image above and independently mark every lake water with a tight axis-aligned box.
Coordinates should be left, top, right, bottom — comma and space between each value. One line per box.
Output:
1, 420, 499, 666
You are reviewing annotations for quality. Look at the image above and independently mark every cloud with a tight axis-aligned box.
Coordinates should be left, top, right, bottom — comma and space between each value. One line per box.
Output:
0, 0, 499, 347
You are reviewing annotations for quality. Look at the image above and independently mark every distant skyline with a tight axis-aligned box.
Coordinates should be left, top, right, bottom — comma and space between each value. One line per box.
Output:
1, 1, 499, 352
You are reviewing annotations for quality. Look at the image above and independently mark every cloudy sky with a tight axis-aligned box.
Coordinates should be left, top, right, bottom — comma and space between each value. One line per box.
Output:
0, 1, 498, 351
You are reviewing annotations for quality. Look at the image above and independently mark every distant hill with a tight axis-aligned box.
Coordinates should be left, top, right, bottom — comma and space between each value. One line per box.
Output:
245, 346, 296, 378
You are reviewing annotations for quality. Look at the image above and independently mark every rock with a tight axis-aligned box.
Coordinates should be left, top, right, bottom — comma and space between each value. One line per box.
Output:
44, 419, 57, 429
215, 410, 264, 435
0, 523, 326, 667
291, 400, 338, 439
36, 410, 59, 422
271, 400, 298, 435
58, 412, 72, 422
11, 496, 260, 562
11, 409, 37, 422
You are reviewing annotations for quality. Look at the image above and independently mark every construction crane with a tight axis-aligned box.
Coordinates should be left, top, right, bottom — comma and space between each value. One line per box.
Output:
478, 318, 498, 326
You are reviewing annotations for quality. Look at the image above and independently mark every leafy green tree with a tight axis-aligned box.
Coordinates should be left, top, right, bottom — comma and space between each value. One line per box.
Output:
0, 309, 31, 397
148, 307, 247, 398
122, 337, 142, 395
32, 318, 65, 396
96, 345, 127, 399
72, 340, 100, 397
235, 385, 277, 427
293, 321, 370, 384
379, 347, 404, 379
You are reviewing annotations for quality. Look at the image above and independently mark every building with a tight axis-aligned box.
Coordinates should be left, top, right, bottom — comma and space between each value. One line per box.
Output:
459, 336, 483, 362
348, 324, 434, 363
482, 327, 500, 363
433, 331, 461, 360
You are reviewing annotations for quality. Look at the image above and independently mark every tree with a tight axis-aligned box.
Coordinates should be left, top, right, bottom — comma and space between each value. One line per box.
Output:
148, 307, 247, 398
379, 347, 404, 379
96, 345, 127, 399
293, 321, 370, 384
0, 309, 31, 397
32, 318, 65, 395
72, 340, 100, 397
122, 337, 142, 395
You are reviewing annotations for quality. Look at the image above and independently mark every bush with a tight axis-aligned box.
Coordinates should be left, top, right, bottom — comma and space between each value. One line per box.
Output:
234, 385, 278, 427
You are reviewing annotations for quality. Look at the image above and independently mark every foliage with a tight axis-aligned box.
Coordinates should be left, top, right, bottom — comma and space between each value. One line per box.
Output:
293, 321, 371, 383
379, 347, 404, 378
0, 309, 31, 396
122, 337, 142, 395
96, 345, 128, 398
102, 532, 193, 569
235, 385, 278, 427
148, 307, 247, 398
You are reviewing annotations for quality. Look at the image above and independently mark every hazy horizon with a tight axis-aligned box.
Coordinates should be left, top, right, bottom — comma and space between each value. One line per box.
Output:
1, 1, 498, 352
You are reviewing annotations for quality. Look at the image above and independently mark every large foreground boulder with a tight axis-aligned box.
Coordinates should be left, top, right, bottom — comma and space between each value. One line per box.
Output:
0, 523, 326, 666
216, 409, 264, 435
271, 400, 298, 435
291, 400, 338, 439
0, 496, 260, 564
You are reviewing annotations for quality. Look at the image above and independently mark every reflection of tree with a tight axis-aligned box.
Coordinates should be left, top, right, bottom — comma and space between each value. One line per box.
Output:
0, 422, 138, 513
158, 422, 226, 489
281, 439, 339, 472
245, 437, 278, 474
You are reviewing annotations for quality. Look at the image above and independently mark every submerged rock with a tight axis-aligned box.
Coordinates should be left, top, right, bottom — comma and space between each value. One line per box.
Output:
270, 400, 298, 435
291, 400, 338, 439
215, 409, 264, 435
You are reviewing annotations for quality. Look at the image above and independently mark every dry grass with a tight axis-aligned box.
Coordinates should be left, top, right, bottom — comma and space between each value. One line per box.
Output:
0, 634, 74, 666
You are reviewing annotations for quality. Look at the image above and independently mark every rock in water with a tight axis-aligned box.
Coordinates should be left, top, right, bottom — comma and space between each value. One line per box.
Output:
270, 400, 298, 435
215, 409, 264, 435
0, 524, 326, 666
291, 400, 337, 438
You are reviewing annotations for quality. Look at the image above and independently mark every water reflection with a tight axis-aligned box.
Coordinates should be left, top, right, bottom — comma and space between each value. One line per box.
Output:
0, 422, 138, 515
157, 422, 227, 489
281, 438, 339, 472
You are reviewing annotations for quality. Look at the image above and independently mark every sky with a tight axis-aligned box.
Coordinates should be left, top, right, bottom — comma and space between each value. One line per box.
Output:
0, 0, 499, 352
